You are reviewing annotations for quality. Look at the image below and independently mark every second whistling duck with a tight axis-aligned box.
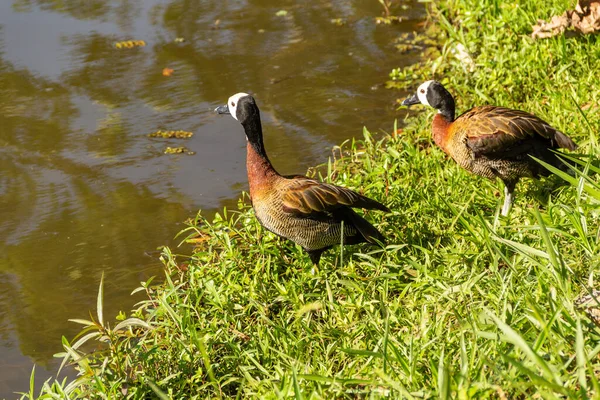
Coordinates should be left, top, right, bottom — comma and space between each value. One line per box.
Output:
215, 93, 389, 265
402, 80, 578, 216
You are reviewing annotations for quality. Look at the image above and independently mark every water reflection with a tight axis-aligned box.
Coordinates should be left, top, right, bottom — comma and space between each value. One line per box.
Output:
0, 0, 424, 396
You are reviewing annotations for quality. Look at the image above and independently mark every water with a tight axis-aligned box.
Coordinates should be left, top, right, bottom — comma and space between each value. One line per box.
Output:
0, 0, 425, 396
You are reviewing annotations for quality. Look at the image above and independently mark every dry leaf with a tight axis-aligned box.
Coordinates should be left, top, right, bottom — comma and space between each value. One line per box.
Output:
575, 289, 600, 325
392, 128, 403, 137
162, 68, 174, 76
532, 0, 600, 39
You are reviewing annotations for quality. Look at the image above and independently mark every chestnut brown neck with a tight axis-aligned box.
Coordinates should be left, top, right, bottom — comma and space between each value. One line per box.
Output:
432, 113, 453, 152
246, 141, 278, 198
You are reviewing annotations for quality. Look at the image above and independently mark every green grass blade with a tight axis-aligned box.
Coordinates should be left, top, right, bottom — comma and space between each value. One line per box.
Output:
292, 368, 304, 400
575, 318, 587, 392
437, 348, 450, 399
29, 365, 36, 399
97, 272, 104, 328
146, 379, 170, 400
499, 353, 565, 396
488, 311, 562, 386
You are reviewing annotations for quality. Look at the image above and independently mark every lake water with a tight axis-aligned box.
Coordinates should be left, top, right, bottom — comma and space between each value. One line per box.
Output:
0, 0, 425, 396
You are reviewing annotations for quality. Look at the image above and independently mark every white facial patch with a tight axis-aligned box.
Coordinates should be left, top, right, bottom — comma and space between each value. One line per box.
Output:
416, 80, 434, 107
227, 92, 249, 121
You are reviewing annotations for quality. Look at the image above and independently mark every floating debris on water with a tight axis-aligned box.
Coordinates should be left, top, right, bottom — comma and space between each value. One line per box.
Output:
165, 146, 185, 154
375, 16, 403, 25
162, 68, 174, 76
149, 130, 194, 139
330, 18, 346, 26
114, 40, 146, 49
164, 146, 195, 155
275, 10, 288, 17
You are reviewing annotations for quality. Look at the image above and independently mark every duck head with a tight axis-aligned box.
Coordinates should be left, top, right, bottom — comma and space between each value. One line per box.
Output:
215, 92, 266, 155
215, 92, 257, 120
401, 80, 456, 121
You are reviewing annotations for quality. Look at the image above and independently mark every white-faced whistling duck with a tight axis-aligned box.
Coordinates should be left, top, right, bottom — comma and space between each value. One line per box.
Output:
402, 80, 578, 216
215, 93, 389, 265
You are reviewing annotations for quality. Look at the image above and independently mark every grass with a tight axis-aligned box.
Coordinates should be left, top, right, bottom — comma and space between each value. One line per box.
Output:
18, 0, 600, 398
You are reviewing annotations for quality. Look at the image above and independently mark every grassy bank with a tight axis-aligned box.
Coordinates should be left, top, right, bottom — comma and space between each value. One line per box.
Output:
23, 0, 600, 398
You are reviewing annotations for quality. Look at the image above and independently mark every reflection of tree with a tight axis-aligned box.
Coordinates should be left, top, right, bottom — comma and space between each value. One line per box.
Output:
62, 33, 148, 107
0, 44, 192, 364
136, 0, 417, 168
0, 49, 76, 151
12, 0, 141, 31
60, 32, 149, 157
1, 177, 189, 364
9, 0, 399, 162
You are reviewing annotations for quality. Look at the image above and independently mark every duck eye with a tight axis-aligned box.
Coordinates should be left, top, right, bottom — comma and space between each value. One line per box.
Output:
420, 89, 425, 94
231, 101, 235, 107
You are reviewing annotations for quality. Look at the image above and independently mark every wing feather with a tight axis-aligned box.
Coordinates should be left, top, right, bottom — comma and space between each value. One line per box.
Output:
459, 106, 577, 158
281, 177, 389, 217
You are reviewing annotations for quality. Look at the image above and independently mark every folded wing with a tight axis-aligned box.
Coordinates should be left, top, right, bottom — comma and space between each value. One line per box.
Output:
461, 106, 577, 158
281, 177, 389, 216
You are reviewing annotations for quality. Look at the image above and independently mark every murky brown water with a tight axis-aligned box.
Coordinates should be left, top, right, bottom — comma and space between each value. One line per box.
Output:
0, 0, 424, 396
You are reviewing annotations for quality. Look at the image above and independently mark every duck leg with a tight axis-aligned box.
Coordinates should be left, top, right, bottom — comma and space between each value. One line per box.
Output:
306, 249, 324, 266
501, 180, 517, 217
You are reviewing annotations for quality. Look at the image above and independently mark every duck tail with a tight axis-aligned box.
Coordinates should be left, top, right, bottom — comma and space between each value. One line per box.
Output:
554, 130, 578, 151
352, 194, 390, 213
340, 208, 386, 247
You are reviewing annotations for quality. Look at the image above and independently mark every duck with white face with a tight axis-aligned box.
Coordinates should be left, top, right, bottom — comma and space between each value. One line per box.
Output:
401, 80, 456, 121
215, 92, 248, 121
214, 93, 389, 266
402, 80, 577, 216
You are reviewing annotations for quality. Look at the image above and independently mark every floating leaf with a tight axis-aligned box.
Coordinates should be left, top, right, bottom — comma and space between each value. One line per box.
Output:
114, 40, 146, 49
149, 130, 194, 139
162, 68, 174, 77
164, 146, 187, 154
164, 146, 195, 155
375, 16, 403, 25
275, 10, 288, 17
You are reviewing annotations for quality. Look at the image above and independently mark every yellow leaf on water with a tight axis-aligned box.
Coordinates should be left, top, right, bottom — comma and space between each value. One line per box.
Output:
114, 40, 146, 49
